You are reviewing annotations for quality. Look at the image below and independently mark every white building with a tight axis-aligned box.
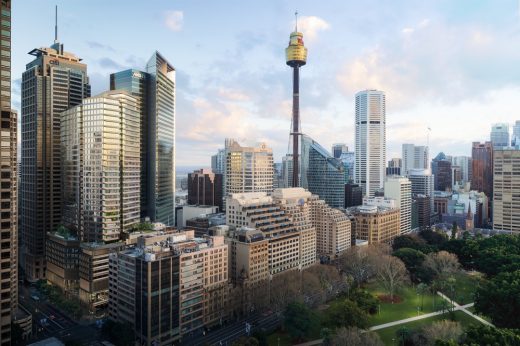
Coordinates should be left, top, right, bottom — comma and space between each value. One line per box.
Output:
402, 144, 428, 175
355, 90, 386, 197
384, 176, 412, 234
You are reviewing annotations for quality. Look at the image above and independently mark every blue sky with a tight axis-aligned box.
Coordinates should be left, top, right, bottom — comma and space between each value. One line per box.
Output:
12, 0, 520, 166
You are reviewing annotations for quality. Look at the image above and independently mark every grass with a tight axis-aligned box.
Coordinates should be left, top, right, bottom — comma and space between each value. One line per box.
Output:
376, 310, 483, 345
266, 331, 292, 346
439, 271, 484, 305
366, 283, 447, 326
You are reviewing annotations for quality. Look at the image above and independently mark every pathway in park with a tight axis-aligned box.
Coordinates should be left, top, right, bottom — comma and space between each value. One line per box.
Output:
369, 291, 493, 331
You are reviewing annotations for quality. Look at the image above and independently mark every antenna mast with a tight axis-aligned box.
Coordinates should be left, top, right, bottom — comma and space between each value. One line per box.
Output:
54, 5, 58, 43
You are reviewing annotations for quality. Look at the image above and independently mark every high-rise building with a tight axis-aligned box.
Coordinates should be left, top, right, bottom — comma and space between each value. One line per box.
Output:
490, 123, 510, 149
408, 169, 434, 210
452, 165, 462, 188
386, 158, 402, 176
225, 139, 273, 196
471, 141, 493, 220
281, 154, 299, 188
285, 14, 307, 188
414, 195, 431, 230
512, 121, 520, 147
0, 1, 18, 343
187, 169, 223, 211
21, 29, 90, 281
61, 91, 141, 242
355, 90, 386, 197
110, 51, 176, 225
211, 148, 226, 175
432, 153, 452, 191
332, 143, 349, 159
108, 231, 229, 345
345, 183, 363, 208
402, 144, 428, 175
451, 156, 471, 184
384, 176, 412, 234
339, 150, 355, 183
493, 149, 520, 233
301, 135, 345, 208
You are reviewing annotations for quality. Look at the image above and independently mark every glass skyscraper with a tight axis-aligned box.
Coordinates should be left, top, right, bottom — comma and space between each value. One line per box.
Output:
110, 51, 175, 225
301, 135, 345, 208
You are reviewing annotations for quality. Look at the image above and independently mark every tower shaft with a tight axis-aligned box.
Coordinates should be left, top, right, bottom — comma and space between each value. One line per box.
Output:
292, 66, 300, 187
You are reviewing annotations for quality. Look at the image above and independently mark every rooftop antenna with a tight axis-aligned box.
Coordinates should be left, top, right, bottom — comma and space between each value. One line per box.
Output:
295, 10, 298, 31
54, 5, 58, 43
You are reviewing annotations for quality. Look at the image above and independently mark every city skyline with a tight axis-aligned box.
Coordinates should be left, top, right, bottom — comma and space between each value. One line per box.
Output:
11, 0, 520, 166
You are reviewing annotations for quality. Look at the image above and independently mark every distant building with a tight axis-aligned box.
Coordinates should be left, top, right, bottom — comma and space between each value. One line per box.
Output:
512, 120, 520, 147
345, 183, 363, 208
187, 168, 223, 211
386, 158, 401, 176
301, 135, 345, 208
451, 156, 472, 184
414, 195, 431, 230
471, 141, 493, 219
355, 90, 386, 197
432, 153, 452, 191
332, 143, 349, 159
281, 154, 299, 188
490, 123, 510, 148
402, 144, 428, 175
339, 151, 355, 183
493, 149, 520, 233
384, 176, 412, 234
185, 213, 226, 237
176, 205, 219, 228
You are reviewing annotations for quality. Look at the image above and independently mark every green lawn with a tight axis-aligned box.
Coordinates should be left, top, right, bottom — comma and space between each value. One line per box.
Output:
266, 331, 292, 346
366, 283, 448, 326
376, 310, 483, 346
439, 271, 484, 305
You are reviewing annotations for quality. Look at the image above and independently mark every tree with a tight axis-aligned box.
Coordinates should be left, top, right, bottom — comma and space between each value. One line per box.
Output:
474, 270, 520, 328
420, 320, 462, 346
419, 228, 448, 247
464, 325, 520, 345
270, 270, 302, 313
338, 245, 385, 287
332, 327, 383, 346
101, 320, 135, 346
416, 283, 429, 311
396, 326, 411, 346
423, 251, 460, 283
324, 300, 369, 329
231, 337, 260, 346
392, 234, 429, 252
393, 248, 427, 283
376, 255, 409, 301
284, 302, 320, 341
349, 288, 379, 314
451, 222, 458, 240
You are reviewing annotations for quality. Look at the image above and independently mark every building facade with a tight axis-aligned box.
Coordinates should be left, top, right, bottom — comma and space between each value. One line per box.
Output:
345, 183, 363, 208
332, 143, 349, 159
493, 149, 520, 233
490, 123, 510, 148
471, 141, 493, 219
384, 176, 412, 234
432, 154, 452, 192
355, 90, 386, 197
402, 144, 428, 175
350, 200, 400, 245
21, 37, 90, 281
187, 168, 223, 211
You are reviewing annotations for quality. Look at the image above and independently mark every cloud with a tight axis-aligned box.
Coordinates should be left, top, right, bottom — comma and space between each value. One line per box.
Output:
217, 88, 250, 101
164, 11, 184, 32
98, 57, 126, 71
296, 16, 330, 41
86, 41, 115, 52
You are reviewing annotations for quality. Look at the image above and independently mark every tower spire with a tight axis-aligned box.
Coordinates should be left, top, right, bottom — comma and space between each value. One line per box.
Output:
54, 5, 58, 43
295, 10, 298, 31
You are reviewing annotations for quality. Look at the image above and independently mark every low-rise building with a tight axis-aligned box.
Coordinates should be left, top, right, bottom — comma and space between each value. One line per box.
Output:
348, 197, 400, 244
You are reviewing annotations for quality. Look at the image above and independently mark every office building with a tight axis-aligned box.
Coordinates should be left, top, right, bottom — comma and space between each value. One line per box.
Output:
273, 188, 350, 262
432, 153, 452, 191
301, 135, 345, 208
21, 30, 90, 281
175, 205, 219, 228
384, 176, 412, 234
386, 158, 401, 176
339, 150, 355, 183
110, 52, 176, 225
414, 195, 431, 230
512, 121, 520, 147
471, 141, 493, 219
0, 1, 18, 343
345, 183, 363, 208
332, 143, 349, 159
108, 231, 228, 345
451, 156, 471, 184
187, 168, 223, 211
493, 149, 520, 233
61, 91, 141, 242
490, 123, 510, 149
46, 230, 80, 296
349, 197, 400, 244
225, 139, 273, 196
211, 148, 226, 175
355, 90, 386, 197
281, 154, 299, 188
185, 213, 226, 237
402, 144, 428, 175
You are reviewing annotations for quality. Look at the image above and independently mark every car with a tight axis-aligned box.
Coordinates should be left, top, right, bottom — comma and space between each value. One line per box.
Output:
49, 315, 55, 320
31, 295, 40, 301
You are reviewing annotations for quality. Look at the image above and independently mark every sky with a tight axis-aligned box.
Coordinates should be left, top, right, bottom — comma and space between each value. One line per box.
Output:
11, 0, 520, 167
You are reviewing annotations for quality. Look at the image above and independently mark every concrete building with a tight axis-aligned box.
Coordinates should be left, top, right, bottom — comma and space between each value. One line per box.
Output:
0, 1, 18, 343
185, 213, 226, 237
46, 230, 80, 296
345, 183, 363, 208
176, 205, 219, 228
451, 156, 472, 184
471, 142, 493, 219
301, 135, 345, 208
110, 54, 176, 224
490, 123, 510, 149
384, 176, 412, 234
108, 231, 228, 345
61, 91, 141, 242
225, 139, 273, 196
349, 198, 400, 244
414, 195, 431, 230
281, 154, 299, 188
355, 90, 386, 197
21, 29, 90, 282
493, 149, 520, 233
187, 168, 223, 211
402, 144, 428, 175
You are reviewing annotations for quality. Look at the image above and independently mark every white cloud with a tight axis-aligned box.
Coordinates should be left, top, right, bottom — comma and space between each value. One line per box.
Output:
296, 16, 330, 41
164, 10, 184, 32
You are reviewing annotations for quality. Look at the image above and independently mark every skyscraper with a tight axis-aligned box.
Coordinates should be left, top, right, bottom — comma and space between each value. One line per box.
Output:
402, 144, 428, 175
386, 158, 402, 176
61, 91, 141, 242
332, 143, 349, 159
432, 153, 452, 192
21, 29, 90, 281
0, 1, 18, 343
285, 13, 307, 188
493, 149, 520, 233
471, 142, 493, 218
225, 139, 274, 195
384, 176, 412, 234
187, 168, 223, 211
451, 156, 471, 185
355, 90, 386, 197
512, 120, 520, 147
111, 52, 176, 225
301, 135, 345, 208
490, 123, 510, 149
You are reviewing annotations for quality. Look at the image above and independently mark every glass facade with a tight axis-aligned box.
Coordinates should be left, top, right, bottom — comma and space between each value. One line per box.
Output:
301, 135, 345, 208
